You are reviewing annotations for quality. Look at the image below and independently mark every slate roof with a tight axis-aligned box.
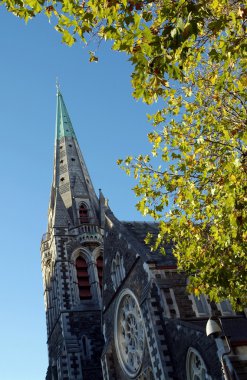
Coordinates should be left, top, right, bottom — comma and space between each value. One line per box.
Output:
121, 221, 176, 267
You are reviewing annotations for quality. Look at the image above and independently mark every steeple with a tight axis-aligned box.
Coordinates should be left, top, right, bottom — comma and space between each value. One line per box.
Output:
41, 91, 105, 380
56, 88, 77, 140
49, 90, 99, 230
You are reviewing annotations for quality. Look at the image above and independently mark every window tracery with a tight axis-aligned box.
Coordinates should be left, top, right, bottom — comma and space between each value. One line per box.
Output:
114, 289, 145, 378
186, 347, 211, 380
137, 368, 154, 380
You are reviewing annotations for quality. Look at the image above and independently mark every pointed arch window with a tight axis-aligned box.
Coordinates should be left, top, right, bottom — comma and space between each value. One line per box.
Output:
76, 257, 92, 300
111, 252, 125, 290
96, 255, 103, 292
81, 336, 91, 360
79, 203, 89, 224
186, 347, 210, 380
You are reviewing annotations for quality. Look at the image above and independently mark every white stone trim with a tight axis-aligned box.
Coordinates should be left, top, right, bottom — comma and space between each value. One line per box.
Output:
186, 347, 211, 380
217, 300, 235, 316
189, 294, 211, 317
114, 289, 144, 378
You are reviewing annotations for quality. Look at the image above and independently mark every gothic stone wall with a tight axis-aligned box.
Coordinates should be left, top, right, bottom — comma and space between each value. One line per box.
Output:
164, 319, 222, 379
65, 310, 104, 379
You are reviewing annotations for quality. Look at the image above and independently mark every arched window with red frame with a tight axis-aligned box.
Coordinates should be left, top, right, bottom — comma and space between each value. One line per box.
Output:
96, 255, 103, 292
79, 203, 89, 224
76, 256, 92, 300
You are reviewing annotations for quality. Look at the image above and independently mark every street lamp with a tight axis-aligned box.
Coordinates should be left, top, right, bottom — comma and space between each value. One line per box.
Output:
206, 317, 239, 380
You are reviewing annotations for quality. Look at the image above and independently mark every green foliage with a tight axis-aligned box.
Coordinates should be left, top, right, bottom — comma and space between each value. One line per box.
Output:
2, 0, 246, 309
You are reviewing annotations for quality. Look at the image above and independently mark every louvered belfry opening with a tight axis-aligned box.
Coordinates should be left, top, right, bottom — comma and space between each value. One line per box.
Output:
76, 257, 92, 300
79, 203, 89, 224
96, 256, 103, 291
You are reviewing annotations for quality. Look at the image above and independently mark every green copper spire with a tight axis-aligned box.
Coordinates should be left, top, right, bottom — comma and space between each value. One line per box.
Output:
56, 90, 77, 140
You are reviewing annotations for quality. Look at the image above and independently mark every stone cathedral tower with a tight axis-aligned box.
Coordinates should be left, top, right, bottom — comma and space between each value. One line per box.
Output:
41, 90, 105, 380
41, 91, 247, 380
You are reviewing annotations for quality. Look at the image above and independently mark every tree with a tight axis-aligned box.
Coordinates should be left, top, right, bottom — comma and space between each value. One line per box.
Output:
2, 0, 246, 309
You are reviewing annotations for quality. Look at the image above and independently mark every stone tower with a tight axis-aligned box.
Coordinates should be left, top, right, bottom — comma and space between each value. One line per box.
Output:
41, 90, 104, 380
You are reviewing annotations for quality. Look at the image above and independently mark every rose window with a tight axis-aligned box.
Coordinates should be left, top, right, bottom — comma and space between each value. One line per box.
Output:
186, 347, 211, 380
114, 289, 145, 377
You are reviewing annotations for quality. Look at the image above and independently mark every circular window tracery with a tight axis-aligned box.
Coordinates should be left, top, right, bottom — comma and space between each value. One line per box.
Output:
186, 347, 211, 380
114, 289, 145, 378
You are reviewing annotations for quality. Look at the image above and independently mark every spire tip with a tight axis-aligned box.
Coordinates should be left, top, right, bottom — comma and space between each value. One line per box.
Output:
56, 77, 60, 94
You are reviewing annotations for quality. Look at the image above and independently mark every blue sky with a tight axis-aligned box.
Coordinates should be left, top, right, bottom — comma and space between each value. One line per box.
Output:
0, 6, 158, 380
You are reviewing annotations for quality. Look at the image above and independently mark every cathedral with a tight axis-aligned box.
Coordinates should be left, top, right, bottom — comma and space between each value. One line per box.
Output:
41, 90, 247, 380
